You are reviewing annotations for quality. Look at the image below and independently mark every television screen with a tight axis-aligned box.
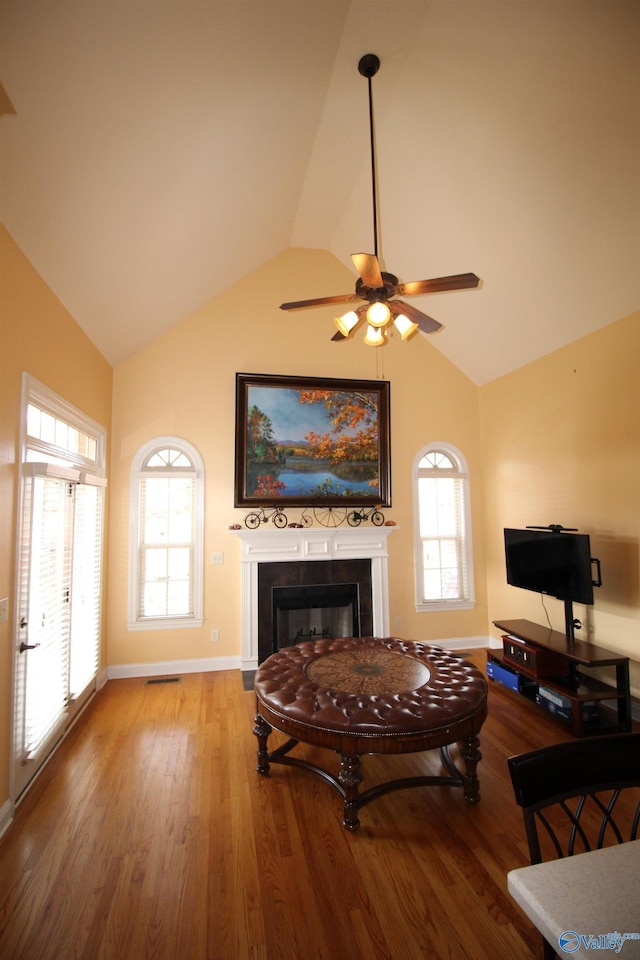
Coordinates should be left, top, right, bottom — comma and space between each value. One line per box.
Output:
504, 528, 595, 605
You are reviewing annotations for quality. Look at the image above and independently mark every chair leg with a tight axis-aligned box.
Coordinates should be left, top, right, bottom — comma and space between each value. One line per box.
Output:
543, 936, 556, 959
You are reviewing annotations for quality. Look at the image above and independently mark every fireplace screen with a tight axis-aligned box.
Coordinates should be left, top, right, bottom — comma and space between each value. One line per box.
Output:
272, 583, 359, 651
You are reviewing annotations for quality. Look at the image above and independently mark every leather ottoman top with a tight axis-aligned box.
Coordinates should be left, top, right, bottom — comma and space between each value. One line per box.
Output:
254, 636, 488, 739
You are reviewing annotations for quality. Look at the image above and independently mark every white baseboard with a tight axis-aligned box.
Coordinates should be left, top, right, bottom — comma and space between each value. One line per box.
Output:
0, 798, 13, 841
107, 655, 241, 681
109, 639, 498, 680
437, 635, 498, 651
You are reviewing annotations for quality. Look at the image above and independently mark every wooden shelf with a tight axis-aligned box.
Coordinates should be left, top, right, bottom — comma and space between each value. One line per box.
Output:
489, 619, 632, 737
494, 619, 625, 666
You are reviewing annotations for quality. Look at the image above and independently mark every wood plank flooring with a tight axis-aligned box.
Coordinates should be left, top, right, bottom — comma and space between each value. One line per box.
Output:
0, 651, 619, 959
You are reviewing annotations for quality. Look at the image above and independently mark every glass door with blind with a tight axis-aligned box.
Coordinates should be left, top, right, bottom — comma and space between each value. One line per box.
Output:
15, 470, 73, 793
12, 375, 106, 802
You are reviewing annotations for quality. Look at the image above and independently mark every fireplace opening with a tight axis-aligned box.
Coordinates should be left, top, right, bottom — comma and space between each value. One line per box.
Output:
273, 583, 359, 651
257, 559, 373, 663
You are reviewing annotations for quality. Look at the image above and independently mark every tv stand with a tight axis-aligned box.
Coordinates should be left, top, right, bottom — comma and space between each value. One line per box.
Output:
488, 619, 632, 738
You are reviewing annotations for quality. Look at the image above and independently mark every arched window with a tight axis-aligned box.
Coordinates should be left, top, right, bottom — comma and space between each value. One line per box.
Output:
412, 443, 474, 611
128, 437, 204, 630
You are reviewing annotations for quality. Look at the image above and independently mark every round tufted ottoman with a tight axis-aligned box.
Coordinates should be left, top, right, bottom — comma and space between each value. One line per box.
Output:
253, 636, 488, 830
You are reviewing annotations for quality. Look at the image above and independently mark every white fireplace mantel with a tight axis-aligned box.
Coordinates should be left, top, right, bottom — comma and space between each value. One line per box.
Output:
232, 526, 398, 670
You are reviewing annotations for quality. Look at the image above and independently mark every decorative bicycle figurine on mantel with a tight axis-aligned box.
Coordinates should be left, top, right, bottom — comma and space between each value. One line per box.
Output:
309, 503, 385, 527
244, 506, 288, 529
243, 503, 386, 529
312, 504, 347, 527
346, 505, 385, 526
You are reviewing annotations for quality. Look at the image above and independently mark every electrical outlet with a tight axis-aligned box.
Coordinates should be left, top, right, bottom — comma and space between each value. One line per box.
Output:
394, 616, 402, 629
0, 597, 8, 624
210, 628, 219, 642
210, 552, 224, 565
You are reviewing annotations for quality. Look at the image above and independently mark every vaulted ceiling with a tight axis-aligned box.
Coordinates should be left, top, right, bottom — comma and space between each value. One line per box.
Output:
1, 1, 639, 384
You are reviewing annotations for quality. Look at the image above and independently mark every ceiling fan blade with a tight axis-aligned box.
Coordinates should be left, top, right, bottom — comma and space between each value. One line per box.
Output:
391, 300, 442, 334
395, 272, 480, 297
280, 292, 360, 310
331, 330, 347, 341
352, 253, 384, 288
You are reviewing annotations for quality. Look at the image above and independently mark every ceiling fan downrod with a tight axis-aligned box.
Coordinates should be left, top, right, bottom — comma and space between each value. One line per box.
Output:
358, 54, 381, 260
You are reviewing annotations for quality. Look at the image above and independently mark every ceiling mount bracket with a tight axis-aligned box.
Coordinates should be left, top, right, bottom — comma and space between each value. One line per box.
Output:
358, 53, 380, 79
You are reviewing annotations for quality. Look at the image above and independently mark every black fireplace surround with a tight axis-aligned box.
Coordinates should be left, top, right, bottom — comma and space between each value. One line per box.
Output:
257, 559, 373, 664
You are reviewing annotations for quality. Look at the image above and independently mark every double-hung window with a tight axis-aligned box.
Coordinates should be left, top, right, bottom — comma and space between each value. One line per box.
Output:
413, 443, 474, 611
128, 438, 204, 630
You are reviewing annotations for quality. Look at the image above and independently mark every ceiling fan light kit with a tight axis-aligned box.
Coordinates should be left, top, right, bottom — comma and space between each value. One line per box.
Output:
280, 53, 480, 347
363, 325, 385, 347
393, 313, 419, 340
366, 300, 391, 327
333, 310, 361, 338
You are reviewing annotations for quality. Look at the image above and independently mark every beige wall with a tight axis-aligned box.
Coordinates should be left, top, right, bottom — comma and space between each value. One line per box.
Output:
107, 247, 489, 668
0, 225, 113, 807
480, 310, 640, 697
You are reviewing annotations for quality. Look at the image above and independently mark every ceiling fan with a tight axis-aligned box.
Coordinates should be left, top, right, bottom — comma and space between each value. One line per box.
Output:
280, 53, 480, 346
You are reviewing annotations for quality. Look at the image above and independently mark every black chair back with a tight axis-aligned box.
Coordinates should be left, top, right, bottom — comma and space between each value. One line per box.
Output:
508, 732, 640, 960
509, 732, 640, 863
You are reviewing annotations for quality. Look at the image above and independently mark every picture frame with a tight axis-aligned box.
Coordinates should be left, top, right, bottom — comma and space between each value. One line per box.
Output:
234, 373, 391, 508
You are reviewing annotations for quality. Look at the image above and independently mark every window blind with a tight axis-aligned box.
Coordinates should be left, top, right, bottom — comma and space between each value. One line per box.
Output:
137, 475, 195, 619
19, 473, 71, 762
69, 479, 105, 698
17, 464, 106, 761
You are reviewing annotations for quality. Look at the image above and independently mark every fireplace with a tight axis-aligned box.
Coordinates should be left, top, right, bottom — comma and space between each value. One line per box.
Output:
274, 582, 359, 646
233, 526, 397, 671
258, 559, 372, 663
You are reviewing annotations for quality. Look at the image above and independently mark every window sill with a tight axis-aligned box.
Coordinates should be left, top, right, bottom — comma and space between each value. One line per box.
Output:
127, 616, 204, 631
416, 601, 475, 613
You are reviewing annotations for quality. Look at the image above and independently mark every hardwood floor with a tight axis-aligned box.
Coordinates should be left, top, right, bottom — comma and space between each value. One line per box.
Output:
0, 651, 616, 959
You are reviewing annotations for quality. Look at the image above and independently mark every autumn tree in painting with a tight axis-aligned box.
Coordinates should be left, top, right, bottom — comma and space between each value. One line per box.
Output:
296, 389, 379, 470
252, 474, 286, 497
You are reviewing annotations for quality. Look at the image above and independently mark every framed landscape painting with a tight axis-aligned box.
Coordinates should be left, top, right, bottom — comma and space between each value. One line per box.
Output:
234, 373, 391, 507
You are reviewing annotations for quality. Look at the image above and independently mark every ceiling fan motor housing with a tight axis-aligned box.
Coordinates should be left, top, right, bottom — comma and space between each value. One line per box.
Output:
355, 273, 398, 302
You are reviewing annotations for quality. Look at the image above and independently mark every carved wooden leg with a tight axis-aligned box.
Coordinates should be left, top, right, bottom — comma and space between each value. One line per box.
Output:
459, 735, 482, 803
339, 755, 362, 831
254, 713, 272, 775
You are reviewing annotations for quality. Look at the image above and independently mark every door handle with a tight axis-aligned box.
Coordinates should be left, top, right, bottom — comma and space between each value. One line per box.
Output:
19, 642, 41, 653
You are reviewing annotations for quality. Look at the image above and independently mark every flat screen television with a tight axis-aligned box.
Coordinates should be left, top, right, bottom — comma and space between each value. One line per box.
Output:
504, 528, 596, 606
